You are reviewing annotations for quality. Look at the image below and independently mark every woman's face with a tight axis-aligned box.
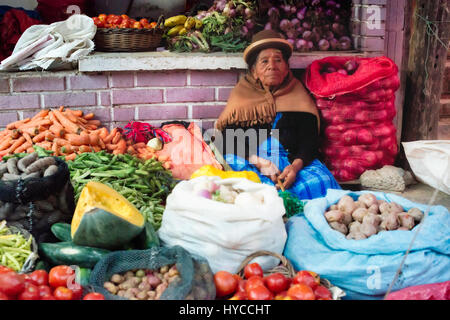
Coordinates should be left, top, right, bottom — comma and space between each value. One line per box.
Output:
251, 48, 289, 89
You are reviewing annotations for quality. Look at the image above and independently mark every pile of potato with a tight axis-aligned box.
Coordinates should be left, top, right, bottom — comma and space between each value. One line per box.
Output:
0, 154, 58, 181
324, 193, 424, 240
103, 264, 180, 300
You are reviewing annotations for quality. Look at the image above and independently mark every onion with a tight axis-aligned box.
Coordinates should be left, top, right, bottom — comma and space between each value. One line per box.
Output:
302, 30, 313, 41
280, 19, 292, 32
291, 18, 300, 28
197, 189, 212, 199
245, 19, 254, 30
296, 26, 305, 34
287, 38, 295, 47
297, 7, 307, 20
344, 60, 358, 73
295, 39, 308, 51
327, 66, 337, 73
285, 29, 297, 40
302, 21, 312, 30
245, 8, 254, 18
264, 22, 273, 30
241, 25, 249, 36
337, 69, 348, 75
318, 39, 330, 51
268, 6, 279, 17
338, 36, 352, 50
329, 38, 339, 50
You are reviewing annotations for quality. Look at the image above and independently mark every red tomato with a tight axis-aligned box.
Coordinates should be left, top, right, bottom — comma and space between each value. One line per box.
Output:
18, 283, 40, 300
0, 266, 14, 274
314, 285, 332, 300
0, 291, 9, 300
83, 292, 105, 300
38, 285, 52, 298
132, 21, 143, 29
121, 14, 129, 20
68, 282, 83, 300
54, 286, 73, 300
98, 14, 107, 23
214, 271, 238, 298
49, 265, 75, 288
264, 273, 290, 294
244, 276, 265, 293
244, 263, 263, 279
236, 279, 247, 293
293, 270, 318, 289
40, 294, 56, 300
29, 270, 49, 286
111, 16, 122, 25
119, 20, 131, 28
247, 285, 273, 300
106, 14, 116, 24
308, 271, 321, 285
274, 290, 288, 300
228, 290, 247, 300
149, 21, 157, 28
139, 18, 149, 25
18, 274, 38, 286
0, 271, 25, 297
287, 284, 316, 300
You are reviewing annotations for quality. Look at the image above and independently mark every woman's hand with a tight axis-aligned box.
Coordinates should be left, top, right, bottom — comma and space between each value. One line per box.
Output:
277, 158, 304, 190
249, 155, 280, 183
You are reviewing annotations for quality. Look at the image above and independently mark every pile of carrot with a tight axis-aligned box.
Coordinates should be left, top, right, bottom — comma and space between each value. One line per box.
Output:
124, 141, 172, 170
0, 107, 128, 161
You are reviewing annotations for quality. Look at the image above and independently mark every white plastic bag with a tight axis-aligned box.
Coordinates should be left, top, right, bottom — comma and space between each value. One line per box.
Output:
157, 176, 287, 274
403, 140, 450, 195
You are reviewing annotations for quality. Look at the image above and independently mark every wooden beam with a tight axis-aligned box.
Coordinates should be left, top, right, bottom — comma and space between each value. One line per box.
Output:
400, 0, 450, 142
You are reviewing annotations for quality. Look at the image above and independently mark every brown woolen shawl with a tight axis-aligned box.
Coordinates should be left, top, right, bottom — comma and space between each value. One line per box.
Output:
215, 71, 320, 131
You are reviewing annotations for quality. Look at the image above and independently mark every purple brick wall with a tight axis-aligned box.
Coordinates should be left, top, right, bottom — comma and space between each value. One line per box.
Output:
0, 70, 240, 130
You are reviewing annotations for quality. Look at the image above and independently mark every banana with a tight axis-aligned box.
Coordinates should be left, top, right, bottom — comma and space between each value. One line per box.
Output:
184, 17, 196, 30
178, 27, 188, 36
164, 15, 187, 28
167, 25, 184, 37
194, 18, 203, 30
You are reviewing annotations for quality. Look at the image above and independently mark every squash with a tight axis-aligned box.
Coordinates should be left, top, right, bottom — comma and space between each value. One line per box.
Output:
71, 181, 145, 250
190, 165, 261, 183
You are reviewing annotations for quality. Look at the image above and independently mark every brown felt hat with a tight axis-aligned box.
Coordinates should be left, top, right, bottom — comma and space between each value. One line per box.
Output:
243, 30, 293, 66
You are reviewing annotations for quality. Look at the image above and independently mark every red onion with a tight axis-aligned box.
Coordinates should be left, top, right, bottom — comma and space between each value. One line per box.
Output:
318, 39, 330, 51
302, 30, 313, 41
344, 60, 358, 73
337, 69, 348, 75
264, 22, 273, 30
302, 21, 312, 30
197, 189, 212, 199
245, 8, 254, 18
329, 38, 339, 50
297, 7, 307, 20
245, 19, 254, 30
280, 19, 292, 32
287, 38, 295, 47
285, 29, 297, 40
296, 26, 305, 34
295, 39, 308, 51
291, 18, 300, 28
338, 36, 352, 50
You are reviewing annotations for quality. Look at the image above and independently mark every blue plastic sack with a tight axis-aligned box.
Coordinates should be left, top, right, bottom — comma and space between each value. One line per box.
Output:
283, 189, 450, 300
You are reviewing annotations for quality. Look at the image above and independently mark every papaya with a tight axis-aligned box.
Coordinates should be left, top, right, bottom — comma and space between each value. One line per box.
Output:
164, 15, 187, 28
71, 181, 145, 250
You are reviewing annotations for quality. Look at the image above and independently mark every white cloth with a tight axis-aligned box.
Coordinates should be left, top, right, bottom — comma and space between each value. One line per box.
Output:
0, 14, 96, 71
157, 176, 287, 274
403, 140, 450, 195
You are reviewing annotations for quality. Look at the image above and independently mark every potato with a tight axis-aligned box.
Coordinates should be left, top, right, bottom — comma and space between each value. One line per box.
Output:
360, 222, 378, 237
118, 278, 139, 290
116, 290, 126, 297
342, 212, 353, 226
135, 269, 146, 278
155, 282, 168, 300
389, 202, 404, 214
138, 281, 151, 292
111, 274, 125, 284
124, 271, 135, 280
147, 274, 162, 288
362, 213, 382, 227
329, 204, 338, 211
159, 265, 169, 274
379, 202, 391, 215
358, 193, 377, 208
167, 265, 178, 277
354, 201, 367, 209
352, 207, 369, 223
337, 195, 356, 215
324, 210, 344, 223
103, 281, 118, 294
367, 204, 379, 215
329, 222, 348, 235
348, 221, 362, 234
136, 291, 148, 300
398, 213, 415, 230
380, 212, 399, 231
407, 208, 424, 223
168, 275, 180, 284
346, 232, 367, 240
147, 291, 156, 300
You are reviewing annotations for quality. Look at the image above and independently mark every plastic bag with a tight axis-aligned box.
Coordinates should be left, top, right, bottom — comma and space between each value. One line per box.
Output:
0, 157, 75, 243
403, 140, 450, 195
385, 281, 450, 300
89, 245, 216, 300
305, 56, 400, 182
283, 189, 450, 300
158, 176, 287, 274
190, 165, 261, 183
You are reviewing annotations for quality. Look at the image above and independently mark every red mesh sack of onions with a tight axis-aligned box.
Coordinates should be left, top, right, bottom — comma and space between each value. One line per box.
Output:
305, 56, 400, 182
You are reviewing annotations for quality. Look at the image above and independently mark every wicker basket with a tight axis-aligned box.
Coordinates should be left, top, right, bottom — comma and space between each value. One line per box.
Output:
94, 16, 165, 52
236, 250, 346, 300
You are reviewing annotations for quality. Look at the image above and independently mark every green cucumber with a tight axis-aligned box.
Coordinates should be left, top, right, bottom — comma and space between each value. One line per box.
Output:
76, 268, 92, 287
39, 242, 110, 268
51, 222, 72, 242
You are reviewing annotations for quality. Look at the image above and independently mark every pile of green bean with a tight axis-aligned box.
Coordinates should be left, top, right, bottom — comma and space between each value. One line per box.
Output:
67, 151, 177, 230
0, 220, 34, 272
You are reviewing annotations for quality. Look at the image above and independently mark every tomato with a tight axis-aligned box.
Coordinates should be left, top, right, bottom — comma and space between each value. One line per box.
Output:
243, 263, 263, 279
247, 285, 273, 300
111, 16, 122, 25
244, 276, 265, 293
119, 20, 131, 28
98, 14, 107, 23
264, 273, 290, 294
0, 271, 25, 297
287, 284, 316, 300
0, 266, 14, 274
18, 283, 40, 300
106, 14, 116, 24
214, 271, 237, 298
314, 285, 332, 300
274, 290, 288, 300
0, 291, 9, 300
307, 271, 321, 285
121, 14, 129, 20
68, 282, 83, 300
54, 286, 73, 300
139, 18, 149, 25
83, 292, 105, 300
18, 274, 38, 286
93, 17, 104, 28
38, 285, 52, 298
293, 270, 318, 290
228, 290, 247, 300
132, 21, 143, 29
49, 265, 75, 288
149, 21, 157, 28
236, 279, 247, 293
29, 270, 49, 286
40, 294, 56, 300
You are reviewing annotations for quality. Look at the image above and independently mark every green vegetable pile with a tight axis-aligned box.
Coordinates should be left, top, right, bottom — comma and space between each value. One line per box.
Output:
279, 191, 305, 218
67, 151, 177, 231
0, 220, 34, 272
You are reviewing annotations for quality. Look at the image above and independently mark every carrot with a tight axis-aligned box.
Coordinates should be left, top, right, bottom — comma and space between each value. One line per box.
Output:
98, 137, 106, 150
113, 139, 127, 155
31, 109, 49, 120
22, 132, 33, 145
7, 118, 30, 130
103, 128, 118, 144
86, 120, 101, 127
49, 124, 65, 138
158, 155, 170, 162
53, 138, 70, 147
83, 112, 95, 120
127, 145, 136, 154
88, 132, 100, 146
14, 142, 32, 154
6, 136, 26, 153
112, 131, 122, 144
133, 142, 147, 149
53, 109, 82, 134
45, 132, 55, 142
35, 141, 52, 150
66, 133, 90, 146
32, 131, 47, 143
26, 146, 35, 153
85, 125, 98, 131
163, 161, 172, 170
92, 146, 102, 152
96, 127, 109, 140
105, 143, 117, 151
63, 110, 79, 123
20, 126, 40, 136
60, 144, 75, 154
78, 145, 92, 153
65, 153, 77, 161
51, 141, 59, 156
72, 109, 83, 117
0, 138, 12, 151
11, 129, 21, 139
18, 119, 52, 129
59, 106, 64, 112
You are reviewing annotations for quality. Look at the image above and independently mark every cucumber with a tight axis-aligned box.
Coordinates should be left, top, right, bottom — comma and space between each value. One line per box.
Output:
39, 242, 110, 268
51, 222, 72, 242
76, 268, 92, 287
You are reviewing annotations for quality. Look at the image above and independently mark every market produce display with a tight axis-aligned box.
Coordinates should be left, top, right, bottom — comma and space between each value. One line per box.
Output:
67, 151, 175, 231
0, 221, 35, 272
213, 261, 333, 300
92, 13, 157, 29
324, 193, 424, 240
0, 264, 104, 300
102, 265, 179, 300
